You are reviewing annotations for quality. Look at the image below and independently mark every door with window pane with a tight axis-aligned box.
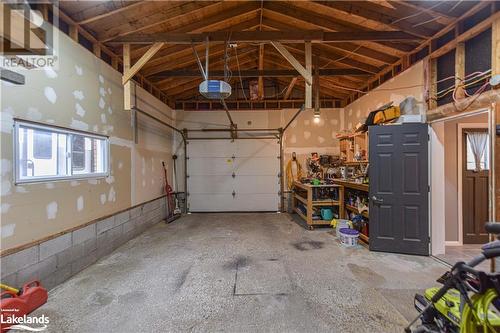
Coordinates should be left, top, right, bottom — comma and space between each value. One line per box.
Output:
462, 129, 489, 244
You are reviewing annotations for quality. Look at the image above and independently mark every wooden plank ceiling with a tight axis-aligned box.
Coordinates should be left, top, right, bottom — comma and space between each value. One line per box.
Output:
58, 0, 480, 107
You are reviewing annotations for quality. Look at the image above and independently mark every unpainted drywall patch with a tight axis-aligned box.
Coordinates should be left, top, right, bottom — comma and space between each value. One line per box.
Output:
27, 107, 42, 121
44, 67, 58, 79
142, 180, 146, 187
1, 180, 12, 196
1, 203, 11, 214
108, 187, 116, 202
75, 65, 83, 76
304, 119, 310, 126
88, 179, 99, 185
98, 75, 104, 84
98, 97, 105, 109
73, 90, 84, 100
101, 114, 107, 124
77, 196, 84, 211
46, 119, 55, 124
107, 106, 113, 115
141, 158, 146, 175
1, 159, 12, 176
107, 87, 112, 95
1, 224, 15, 238
0, 107, 14, 133
304, 131, 311, 140
75, 103, 86, 117
290, 134, 297, 144
46, 201, 58, 219
118, 162, 123, 170
99, 87, 107, 97
100, 193, 107, 205
330, 119, 339, 125
348, 109, 353, 116
93, 125, 99, 132
105, 175, 115, 184
71, 118, 89, 131
318, 136, 325, 144
44, 87, 57, 104
70, 181, 80, 187
15, 186, 28, 193
45, 183, 55, 189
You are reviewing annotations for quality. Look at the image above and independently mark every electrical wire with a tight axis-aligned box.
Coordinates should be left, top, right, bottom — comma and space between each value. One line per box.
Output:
234, 46, 248, 101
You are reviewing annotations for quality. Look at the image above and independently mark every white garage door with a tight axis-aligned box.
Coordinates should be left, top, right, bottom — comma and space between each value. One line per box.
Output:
187, 139, 280, 212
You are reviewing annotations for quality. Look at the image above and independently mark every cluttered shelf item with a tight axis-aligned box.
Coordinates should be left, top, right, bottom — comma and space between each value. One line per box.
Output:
292, 181, 344, 230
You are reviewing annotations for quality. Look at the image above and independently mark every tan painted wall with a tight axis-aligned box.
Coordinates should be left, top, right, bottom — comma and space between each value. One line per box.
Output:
0, 33, 174, 251
343, 61, 426, 131
174, 108, 344, 190
443, 112, 488, 242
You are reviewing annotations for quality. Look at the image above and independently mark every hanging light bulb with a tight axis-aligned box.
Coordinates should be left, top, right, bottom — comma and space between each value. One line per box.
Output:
313, 107, 321, 123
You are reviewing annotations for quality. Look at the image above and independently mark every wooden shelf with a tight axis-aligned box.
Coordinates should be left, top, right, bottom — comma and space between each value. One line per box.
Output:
292, 181, 344, 228
333, 180, 369, 192
359, 233, 369, 243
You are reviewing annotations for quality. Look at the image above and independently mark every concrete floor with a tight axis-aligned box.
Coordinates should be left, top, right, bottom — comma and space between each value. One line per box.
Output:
435, 244, 490, 271
34, 213, 448, 333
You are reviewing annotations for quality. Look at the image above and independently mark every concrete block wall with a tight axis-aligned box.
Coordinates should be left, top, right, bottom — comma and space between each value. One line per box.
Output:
1, 197, 167, 291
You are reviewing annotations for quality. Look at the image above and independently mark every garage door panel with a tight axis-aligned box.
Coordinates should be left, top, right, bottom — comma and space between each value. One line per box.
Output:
188, 194, 235, 212
234, 176, 279, 194
188, 140, 236, 157
187, 139, 279, 212
234, 157, 279, 175
232, 194, 279, 211
236, 140, 279, 157
188, 175, 233, 194
188, 157, 234, 175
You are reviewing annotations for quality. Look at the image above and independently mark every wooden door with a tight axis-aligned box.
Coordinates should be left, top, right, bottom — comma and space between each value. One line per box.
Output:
462, 129, 489, 244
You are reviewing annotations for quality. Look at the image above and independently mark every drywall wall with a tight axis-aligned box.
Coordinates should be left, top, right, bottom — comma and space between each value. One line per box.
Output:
443, 112, 488, 243
0, 32, 175, 251
343, 61, 426, 130
174, 108, 344, 191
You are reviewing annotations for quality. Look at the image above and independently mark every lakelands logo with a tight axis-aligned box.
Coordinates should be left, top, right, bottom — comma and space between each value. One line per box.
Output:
1, 312, 49, 332
1, 1, 59, 69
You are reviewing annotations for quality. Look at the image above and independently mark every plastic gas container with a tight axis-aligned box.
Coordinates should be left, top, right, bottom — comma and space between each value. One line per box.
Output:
0, 281, 48, 331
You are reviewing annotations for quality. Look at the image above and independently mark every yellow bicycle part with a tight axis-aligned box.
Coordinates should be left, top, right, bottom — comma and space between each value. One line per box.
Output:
461, 289, 500, 332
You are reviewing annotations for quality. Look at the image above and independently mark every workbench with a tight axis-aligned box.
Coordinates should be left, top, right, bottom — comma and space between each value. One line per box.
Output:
292, 181, 344, 229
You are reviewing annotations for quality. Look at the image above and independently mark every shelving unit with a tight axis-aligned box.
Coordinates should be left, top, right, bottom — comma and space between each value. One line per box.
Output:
333, 180, 370, 244
338, 132, 369, 164
292, 181, 344, 229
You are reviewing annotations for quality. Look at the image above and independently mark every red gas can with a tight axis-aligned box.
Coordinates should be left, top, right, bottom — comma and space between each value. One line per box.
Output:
0, 281, 48, 332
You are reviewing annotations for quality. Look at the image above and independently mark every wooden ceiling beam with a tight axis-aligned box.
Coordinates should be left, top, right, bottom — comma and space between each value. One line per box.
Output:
151, 68, 369, 79
312, 1, 439, 38
283, 77, 298, 100
109, 30, 421, 44
144, 44, 254, 77
127, 10, 261, 59
261, 17, 398, 65
137, 16, 260, 72
99, 1, 226, 42
387, 1, 455, 25
77, 1, 144, 25
258, 44, 264, 99
262, 2, 417, 53
154, 49, 257, 87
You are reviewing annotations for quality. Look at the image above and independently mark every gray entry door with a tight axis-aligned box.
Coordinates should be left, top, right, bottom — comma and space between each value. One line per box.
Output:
369, 123, 429, 255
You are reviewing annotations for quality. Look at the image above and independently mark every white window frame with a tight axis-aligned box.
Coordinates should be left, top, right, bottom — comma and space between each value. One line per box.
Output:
14, 119, 110, 184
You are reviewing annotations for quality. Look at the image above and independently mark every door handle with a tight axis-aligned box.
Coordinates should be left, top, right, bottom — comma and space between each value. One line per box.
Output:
371, 195, 384, 204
